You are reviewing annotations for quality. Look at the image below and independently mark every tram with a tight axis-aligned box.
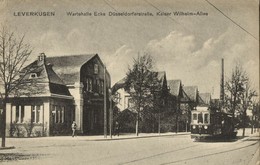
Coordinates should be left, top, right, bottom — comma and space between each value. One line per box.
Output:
190, 106, 237, 139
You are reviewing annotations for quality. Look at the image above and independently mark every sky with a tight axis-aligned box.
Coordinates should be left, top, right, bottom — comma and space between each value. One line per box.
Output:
0, 0, 259, 98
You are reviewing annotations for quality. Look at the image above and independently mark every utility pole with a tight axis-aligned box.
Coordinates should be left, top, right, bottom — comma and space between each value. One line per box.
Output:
220, 58, 224, 111
104, 66, 107, 138
158, 107, 161, 135
109, 89, 113, 139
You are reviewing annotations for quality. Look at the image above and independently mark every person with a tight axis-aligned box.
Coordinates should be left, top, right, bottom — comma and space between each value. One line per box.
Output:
114, 121, 119, 136
71, 121, 77, 137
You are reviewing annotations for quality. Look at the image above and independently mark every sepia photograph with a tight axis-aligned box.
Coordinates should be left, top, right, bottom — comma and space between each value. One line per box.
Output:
0, 0, 259, 164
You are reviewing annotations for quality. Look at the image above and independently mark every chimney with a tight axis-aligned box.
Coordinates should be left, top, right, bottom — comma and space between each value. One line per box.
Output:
37, 53, 46, 66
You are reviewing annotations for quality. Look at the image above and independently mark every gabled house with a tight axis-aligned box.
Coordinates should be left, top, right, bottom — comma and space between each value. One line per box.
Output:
112, 71, 168, 133
46, 53, 111, 135
5, 53, 74, 137
151, 71, 168, 106
111, 77, 129, 111
166, 79, 184, 132
5, 53, 110, 137
181, 86, 199, 110
167, 79, 183, 111
112, 71, 168, 111
198, 93, 211, 106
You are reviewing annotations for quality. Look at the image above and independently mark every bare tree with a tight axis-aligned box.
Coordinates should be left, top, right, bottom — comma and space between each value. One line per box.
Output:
251, 102, 260, 133
0, 25, 32, 147
225, 64, 257, 137
124, 54, 160, 136
225, 65, 248, 120
239, 83, 257, 137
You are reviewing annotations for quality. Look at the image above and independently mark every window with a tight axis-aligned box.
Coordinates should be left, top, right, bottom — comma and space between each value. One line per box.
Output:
96, 79, 100, 93
56, 108, 60, 123
198, 113, 203, 124
84, 77, 89, 92
61, 107, 65, 123
100, 81, 104, 94
128, 97, 134, 108
204, 113, 209, 124
89, 79, 92, 92
54, 105, 65, 123
15, 106, 19, 122
32, 105, 41, 123
29, 73, 37, 79
192, 113, 197, 120
94, 64, 99, 74
116, 92, 121, 104
125, 96, 133, 109
15, 105, 24, 123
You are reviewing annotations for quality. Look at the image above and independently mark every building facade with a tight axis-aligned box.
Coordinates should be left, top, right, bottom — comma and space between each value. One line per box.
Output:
112, 71, 169, 133
4, 53, 110, 137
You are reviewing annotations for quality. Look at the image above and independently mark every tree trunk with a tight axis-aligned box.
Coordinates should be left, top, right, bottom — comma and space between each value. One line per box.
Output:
158, 111, 161, 135
242, 127, 245, 137
251, 116, 254, 134
242, 110, 246, 137
136, 112, 139, 136
175, 114, 178, 134
1, 99, 6, 147
232, 94, 237, 120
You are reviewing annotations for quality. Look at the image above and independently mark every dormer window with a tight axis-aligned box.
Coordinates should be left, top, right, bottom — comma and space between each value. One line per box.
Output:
29, 73, 37, 79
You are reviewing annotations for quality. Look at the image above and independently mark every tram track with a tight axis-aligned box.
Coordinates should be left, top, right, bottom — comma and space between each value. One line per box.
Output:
161, 140, 259, 165
118, 143, 201, 165
119, 136, 259, 165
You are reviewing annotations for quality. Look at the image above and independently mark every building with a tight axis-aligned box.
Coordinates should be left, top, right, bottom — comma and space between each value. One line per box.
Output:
112, 71, 168, 133
198, 93, 211, 106
112, 71, 168, 112
167, 80, 184, 132
111, 77, 130, 111
4, 53, 110, 137
167, 79, 183, 112
181, 86, 199, 110
46, 53, 111, 135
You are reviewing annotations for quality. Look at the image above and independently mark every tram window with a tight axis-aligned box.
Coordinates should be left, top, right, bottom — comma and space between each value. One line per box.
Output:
198, 113, 203, 123
192, 113, 197, 120
204, 114, 209, 124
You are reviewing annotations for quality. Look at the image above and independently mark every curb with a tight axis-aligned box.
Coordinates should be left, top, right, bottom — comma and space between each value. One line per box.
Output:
90, 133, 189, 141
0, 146, 15, 150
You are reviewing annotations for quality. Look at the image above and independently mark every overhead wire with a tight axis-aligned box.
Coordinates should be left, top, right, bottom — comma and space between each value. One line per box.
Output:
204, 0, 259, 41
142, 0, 205, 42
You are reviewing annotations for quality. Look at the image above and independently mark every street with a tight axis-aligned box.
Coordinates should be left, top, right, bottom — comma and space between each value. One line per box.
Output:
0, 129, 259, 165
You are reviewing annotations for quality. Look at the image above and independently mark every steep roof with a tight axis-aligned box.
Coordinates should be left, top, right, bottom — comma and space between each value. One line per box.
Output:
182, 86, 198, 102
167, 79, 182, 97
46, 54, 97, 85
45, 64, 65, 85
198, 93, 211, 106
112, 71, 166, 94
155, 71, 165, 81
153, 71, 166, 87
13, 55, 72, 97
112, 77, 126, 93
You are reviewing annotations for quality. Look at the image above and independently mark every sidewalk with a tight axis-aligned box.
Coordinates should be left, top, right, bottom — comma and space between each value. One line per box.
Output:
0, 132, 189, 150
40, 132, 190, 141
236, 128, 260, 137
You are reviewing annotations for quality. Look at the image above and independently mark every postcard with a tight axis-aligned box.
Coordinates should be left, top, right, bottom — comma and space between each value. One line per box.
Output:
0, 0, 259, 165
